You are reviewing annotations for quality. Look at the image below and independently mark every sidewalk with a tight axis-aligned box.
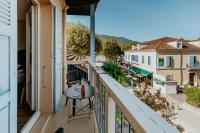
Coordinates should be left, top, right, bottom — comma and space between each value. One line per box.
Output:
159, 91, 200, 133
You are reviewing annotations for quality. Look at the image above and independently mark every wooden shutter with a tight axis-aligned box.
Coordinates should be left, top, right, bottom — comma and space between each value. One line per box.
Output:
0, 0, 17, 132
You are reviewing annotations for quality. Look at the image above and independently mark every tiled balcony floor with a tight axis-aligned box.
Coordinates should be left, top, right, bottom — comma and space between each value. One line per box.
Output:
44, 96, 97, 133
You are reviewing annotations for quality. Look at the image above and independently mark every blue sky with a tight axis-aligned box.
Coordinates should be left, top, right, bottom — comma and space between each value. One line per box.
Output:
68, 0, 200, 42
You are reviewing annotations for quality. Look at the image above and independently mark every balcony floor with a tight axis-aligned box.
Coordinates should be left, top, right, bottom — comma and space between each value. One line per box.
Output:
44, 96, 97, 133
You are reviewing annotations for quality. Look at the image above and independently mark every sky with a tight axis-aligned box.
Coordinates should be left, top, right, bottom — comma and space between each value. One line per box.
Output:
67, 0, 200, 42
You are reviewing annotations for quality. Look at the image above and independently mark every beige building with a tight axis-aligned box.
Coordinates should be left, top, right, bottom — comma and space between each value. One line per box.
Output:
124, 37, 200, 94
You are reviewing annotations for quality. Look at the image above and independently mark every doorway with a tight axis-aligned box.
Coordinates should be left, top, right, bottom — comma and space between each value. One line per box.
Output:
189, 73, 195, 86
17, 0, 38, 132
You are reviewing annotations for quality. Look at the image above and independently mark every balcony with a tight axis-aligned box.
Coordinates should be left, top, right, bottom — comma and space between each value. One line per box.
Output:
186, 63, 200, 69
44, 62, 178, 133
166, 75, 174, 81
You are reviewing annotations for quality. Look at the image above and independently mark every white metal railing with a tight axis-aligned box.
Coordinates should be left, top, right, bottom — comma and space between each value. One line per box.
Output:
186, 63, 200, 69
89, 62, 178, 133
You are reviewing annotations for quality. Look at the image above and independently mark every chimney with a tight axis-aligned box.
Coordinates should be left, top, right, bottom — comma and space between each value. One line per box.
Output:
177, 38, 183, 49
137, 44, 140, 50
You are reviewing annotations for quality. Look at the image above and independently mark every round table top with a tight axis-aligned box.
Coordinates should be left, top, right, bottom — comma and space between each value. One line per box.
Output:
65, 84, 95, 99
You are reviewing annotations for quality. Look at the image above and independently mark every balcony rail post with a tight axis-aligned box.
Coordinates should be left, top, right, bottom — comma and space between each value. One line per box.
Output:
88, 63, 94, 87
107, 95, 116, 133
90, 4, 95, 63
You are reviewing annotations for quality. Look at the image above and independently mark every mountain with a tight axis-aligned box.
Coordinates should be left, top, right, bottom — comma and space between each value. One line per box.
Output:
98, 34, 138, 44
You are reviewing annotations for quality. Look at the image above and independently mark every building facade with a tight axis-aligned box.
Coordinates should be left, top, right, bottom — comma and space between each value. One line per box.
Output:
124, 37, 200, 94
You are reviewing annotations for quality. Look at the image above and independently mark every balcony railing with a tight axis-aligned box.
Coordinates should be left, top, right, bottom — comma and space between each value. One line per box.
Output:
186, 63, 200, 69
88, 62, 178, 133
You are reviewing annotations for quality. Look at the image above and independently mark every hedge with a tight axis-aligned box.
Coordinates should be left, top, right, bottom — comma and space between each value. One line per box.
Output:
184, 86, 200, 108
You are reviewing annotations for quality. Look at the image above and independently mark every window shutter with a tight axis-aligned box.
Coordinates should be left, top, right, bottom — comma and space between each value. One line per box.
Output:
166, 56, 171, 67
0, 0, 11, 26
170, 56, 173, 66
0, 0, 17, 132
189, 56, 195, 66
194, 56, 196, 64
148, 56, 151, 65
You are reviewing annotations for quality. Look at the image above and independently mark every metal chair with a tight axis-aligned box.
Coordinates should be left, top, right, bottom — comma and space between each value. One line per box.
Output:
66, 70, 82, 88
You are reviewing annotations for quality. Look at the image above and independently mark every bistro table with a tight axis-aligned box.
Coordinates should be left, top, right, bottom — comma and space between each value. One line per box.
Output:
65, 84, 95, 118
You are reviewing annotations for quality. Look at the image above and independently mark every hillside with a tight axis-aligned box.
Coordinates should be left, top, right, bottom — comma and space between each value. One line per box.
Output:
98, 34, 138, 44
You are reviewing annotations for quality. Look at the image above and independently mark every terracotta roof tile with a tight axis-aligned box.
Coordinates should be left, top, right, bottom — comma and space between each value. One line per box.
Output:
138, 37, 200, 51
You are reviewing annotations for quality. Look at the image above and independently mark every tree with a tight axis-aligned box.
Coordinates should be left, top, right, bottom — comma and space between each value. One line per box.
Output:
66, 22, 102, 56
119, 42, 136, 51
102, 39, 124, 62
133, 87, 184, 132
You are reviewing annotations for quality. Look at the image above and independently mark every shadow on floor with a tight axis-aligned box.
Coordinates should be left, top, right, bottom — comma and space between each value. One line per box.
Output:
44, 96, 97, 133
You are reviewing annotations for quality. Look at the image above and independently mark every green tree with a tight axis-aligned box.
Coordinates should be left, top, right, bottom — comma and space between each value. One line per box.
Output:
119, 42, 137, 51
102, 39, 124, 62
66, 22, 102, 56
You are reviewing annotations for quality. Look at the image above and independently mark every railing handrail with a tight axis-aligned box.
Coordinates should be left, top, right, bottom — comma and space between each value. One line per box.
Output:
89, 62, 178, 133
187, 63, 200, 68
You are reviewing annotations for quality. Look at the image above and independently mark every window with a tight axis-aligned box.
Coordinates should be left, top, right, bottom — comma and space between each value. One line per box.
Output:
166, 56, 173, 67
131, 55, 134, 61
159, 58, 164, 67
142, 55, 144, 63
131, 55, 138, 62
189, 55, 196, 67
148, 56, 151, 65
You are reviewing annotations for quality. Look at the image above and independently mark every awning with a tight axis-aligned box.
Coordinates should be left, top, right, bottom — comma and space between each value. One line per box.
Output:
130, 66, 152, 77
153, 78, 165, 86
128, 69, 134, 75
133, 73, 144, 78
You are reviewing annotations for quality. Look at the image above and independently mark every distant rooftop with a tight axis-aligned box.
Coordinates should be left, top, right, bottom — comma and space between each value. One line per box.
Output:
125, 37, 200, 52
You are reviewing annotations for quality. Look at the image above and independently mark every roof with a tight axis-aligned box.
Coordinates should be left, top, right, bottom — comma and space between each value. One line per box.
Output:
124, 47, 134, 52
138, 37, 200, 51
66, 0, 100, 16
140, 37, 176, 51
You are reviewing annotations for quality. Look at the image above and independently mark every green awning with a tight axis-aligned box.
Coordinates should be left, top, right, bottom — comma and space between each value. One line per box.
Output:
128, 69, 134, 74
133, 73, 144, 78
130, 66, 152, 77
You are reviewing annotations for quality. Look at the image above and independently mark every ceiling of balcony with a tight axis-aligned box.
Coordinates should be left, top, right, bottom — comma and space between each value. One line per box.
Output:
65, 0, 100, 16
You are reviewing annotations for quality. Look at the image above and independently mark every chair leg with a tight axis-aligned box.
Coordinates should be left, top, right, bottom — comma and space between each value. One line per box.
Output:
20, 86, 25, 107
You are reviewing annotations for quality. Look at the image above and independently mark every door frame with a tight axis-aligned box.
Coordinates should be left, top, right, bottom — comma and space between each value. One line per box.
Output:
189, 73, 195, 86
52, 6, 62, 113
21, 4, 41, 133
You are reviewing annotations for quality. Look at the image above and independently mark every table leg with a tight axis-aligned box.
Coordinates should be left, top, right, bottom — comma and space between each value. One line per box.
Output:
72, 99, 76, 116
65, 97, 69, 106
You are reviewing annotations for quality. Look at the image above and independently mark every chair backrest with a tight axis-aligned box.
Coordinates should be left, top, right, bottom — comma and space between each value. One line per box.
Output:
67, 70, 83, 85
55, 127, 64, 133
